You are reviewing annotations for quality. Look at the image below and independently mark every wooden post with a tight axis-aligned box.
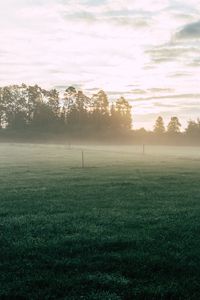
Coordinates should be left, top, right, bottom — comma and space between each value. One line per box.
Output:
81, 150, 84, 168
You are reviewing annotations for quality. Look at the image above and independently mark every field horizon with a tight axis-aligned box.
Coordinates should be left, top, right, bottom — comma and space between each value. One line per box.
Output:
1, 143, 200, 299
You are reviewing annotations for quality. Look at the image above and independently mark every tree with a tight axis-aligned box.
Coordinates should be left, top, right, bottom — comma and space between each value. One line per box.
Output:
63, 86, 77, 125
63, 87, 77, 111
63, 88, 91, 129
167, 117, 181, 134
115, 97, 132, 130
26, 84, 44, 125
46, 89, 60, 116
92, 90, 109, 115
110, 103, 118, 129
74, 91, 91, 129
75, 91, 90, 112
0, 84, 135, 136
1, 85, 28, 129
31, 102, 57, 131
91, 90, 109, 129
154, 116, 165, 134
185, 119, 200, 137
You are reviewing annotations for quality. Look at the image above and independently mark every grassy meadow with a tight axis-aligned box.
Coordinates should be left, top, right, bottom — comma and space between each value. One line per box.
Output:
1, 143, 200, 299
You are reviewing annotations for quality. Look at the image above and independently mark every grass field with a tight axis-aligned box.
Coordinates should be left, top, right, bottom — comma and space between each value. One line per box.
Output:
1, 143, 200, 299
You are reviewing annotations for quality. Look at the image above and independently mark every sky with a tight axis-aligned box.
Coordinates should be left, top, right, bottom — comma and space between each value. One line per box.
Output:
1, 0, 200, 129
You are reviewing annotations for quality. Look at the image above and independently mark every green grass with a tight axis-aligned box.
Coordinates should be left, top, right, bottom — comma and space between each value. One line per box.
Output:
1, 143, 200, 299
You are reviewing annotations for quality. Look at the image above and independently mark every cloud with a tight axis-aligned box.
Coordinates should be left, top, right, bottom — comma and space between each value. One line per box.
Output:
129, 89, 147, 94
63, 12, 96, 23
147, 88, 175, 93
154, 102, 177, 108
62, 3, 153, 29
169, 72, 191, 78
188, 58, 200, 67
146, 45, 199, 64
134, 93, 200, 101
109, 17, 151, 28
176, 20, 200, 40
1, 0, 200, 129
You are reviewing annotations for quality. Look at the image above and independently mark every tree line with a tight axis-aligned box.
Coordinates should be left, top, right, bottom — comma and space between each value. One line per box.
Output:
153, 116, 181, 134
131, 116, 200, 145
153, 116, 200, 138
0, 84, 132, 134
0, 84, 200, 143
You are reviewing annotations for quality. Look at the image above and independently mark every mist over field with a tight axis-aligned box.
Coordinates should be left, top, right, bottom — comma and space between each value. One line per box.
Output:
1, 143, 200, 299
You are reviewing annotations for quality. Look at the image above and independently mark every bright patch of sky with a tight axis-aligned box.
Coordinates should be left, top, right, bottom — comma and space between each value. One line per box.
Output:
1, 0, 200, 129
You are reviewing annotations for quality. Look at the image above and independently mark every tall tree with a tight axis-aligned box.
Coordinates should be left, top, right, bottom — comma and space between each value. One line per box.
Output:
74, 91, 91, 128
26, 84, 44, 125
91, 90, 109, 129
115, 97, 132, 130
154, 116, 165, 134
63, 87, 77, 110
2, 85, 27, 129
46, 89, 60, 116
167, 117, 181, 134
185, 119, 200, 137
110, 103, 118, 129
63, 88, 91, 129
0, 84, 135, 136
75, 91, 90, 112
92, 90, 109, 115
63, 86, 77, 125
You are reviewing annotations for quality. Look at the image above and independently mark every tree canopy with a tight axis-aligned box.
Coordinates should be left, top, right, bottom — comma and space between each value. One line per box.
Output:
0, 84, 132, 134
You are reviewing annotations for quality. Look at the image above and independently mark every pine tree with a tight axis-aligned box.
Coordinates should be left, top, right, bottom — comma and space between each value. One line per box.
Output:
115, 97, 132, 130
154, 116, 165, 134
167, 117, 181, 134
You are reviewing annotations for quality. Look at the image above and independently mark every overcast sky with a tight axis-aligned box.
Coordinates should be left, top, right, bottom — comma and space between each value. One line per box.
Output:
1, 0, 200, 129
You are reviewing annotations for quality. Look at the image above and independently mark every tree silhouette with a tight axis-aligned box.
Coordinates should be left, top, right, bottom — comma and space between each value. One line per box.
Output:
63, 86, 77, 125
154, 116, 165, 134
47, 89, 60, 116
0, 83, 135, 137
167, 117, 181, 134
115, 97, 132, 130
91, 90, 109, 130
185, 119, 200, 137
